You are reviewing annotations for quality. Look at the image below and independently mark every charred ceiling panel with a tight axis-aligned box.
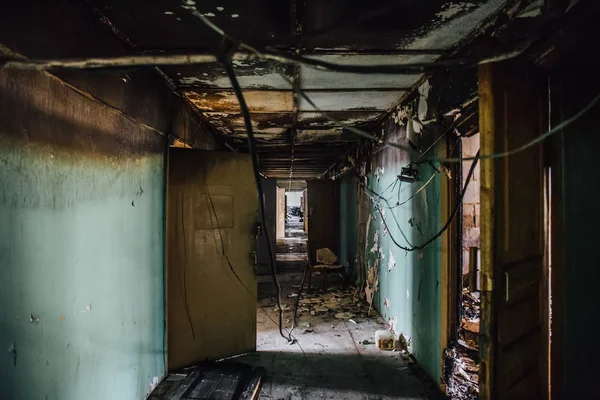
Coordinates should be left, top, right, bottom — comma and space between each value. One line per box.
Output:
162, 61, 293, 89
87, 0, 291, 52
301, 0, 493, 50
299, 91, 407, 112
0, 0, 514, 181
185, 91, 294, 113
299, 54, 434, 90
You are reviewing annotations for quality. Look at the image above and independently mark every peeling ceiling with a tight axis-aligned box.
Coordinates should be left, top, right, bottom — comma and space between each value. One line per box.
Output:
0, 0, 513, 181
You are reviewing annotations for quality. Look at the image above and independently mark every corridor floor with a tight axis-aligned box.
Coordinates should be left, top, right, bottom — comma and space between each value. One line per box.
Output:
233, 282, 440, 400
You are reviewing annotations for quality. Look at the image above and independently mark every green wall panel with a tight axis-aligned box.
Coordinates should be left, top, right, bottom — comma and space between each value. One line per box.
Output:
364, 155, 442, 383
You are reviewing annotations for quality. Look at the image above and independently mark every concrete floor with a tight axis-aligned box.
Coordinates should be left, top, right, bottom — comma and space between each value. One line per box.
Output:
232, 281, 440, 400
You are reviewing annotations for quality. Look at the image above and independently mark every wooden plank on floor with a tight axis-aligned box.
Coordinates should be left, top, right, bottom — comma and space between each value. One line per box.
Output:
238, 367, 266, 400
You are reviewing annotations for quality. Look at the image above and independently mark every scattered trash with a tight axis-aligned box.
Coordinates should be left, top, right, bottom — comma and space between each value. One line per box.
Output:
348, 319, 357, 324
359, 340, 375, 345
273, 304, 290, 312
383, 298, 390, 308
444, 288, 481, 400
304, 329, 314, 334
394, 333, 408, 351
376, 330, 395, 351
298, 321, 311, 328
291, 286, 374, 320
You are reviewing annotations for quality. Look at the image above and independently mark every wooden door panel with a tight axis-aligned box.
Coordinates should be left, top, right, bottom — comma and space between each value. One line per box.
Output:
167, 149, 258, 370
307, 180, 339, 254
479, 60, 547, 399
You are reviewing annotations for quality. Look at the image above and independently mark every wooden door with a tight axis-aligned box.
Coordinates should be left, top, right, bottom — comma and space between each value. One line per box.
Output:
478, 60, 548, 399
276, 187, 285, 238
167, 149, 258, 370
307, 180, 339, 256
256, 178, 276, 266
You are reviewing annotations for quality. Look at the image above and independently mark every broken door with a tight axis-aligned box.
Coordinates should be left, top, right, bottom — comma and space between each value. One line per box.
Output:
307, 180, 340, 255
478, 60, 548, 399
167, 149, 258, 370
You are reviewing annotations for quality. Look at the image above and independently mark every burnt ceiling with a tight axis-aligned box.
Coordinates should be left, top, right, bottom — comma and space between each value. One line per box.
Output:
0, 0, 517, 182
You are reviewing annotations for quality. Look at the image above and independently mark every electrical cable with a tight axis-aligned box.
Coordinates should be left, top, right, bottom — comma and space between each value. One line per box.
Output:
222, 57, 290, 342
182, 1, 530, 74
397, 172, 437, 207
361, 181, 414, 246
258, 307, 307, 360
370, 150, 480, 252
180, 0, 599, 165
287, 261, 309, 342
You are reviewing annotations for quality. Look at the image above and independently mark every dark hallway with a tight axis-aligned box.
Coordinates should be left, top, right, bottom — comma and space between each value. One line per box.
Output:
1, 1, 600, 400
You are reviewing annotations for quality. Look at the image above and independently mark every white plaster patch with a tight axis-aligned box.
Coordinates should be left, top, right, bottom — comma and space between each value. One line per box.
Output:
384, 298, 390, 308
406, 289, 410, 299
370, 231, 379, 253
389, 316, 398, 333
185, 0, 195, 5
379, 247, 385, 260
150, 376, 160, 392
373, 167, 385, 182
231, 13, 239, 18
412, 118, 424, 134
203, 12, 216, 17
232, 60, 250, 67
179, 76, 203, 85
388, 251, 396, 271
164, 11, 174, 15
216, 6, 224, 11
436, 2, 471, 20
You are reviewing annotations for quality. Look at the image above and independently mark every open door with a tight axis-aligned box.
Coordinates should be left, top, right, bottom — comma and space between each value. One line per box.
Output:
276, 187, 285, 239
167, 149, 258, 370
478, 60, 548, 399
306, 180, 339, 255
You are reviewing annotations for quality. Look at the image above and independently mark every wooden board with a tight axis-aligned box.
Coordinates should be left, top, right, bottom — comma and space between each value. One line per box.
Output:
150, 363, 265, 400
478, 60, 548, 399
276, 187, 286, 238
306, 180, 340, 256
167, 149, 258, 370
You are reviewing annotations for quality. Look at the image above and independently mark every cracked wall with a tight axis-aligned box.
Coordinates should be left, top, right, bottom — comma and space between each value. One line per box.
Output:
362, 85, 443, 384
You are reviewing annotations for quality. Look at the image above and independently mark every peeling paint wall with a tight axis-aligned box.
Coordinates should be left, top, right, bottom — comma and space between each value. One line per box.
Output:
362, 90, 443, 383
0, 69, 167, 399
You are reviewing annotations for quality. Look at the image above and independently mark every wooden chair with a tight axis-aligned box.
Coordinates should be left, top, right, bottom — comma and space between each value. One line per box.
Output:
305, 240, 346, 291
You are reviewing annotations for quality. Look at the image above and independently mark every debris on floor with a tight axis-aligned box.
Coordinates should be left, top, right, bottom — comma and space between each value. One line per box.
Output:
148, 362, 265, 400
294, 286, 373, 320
444, 288, 481, 400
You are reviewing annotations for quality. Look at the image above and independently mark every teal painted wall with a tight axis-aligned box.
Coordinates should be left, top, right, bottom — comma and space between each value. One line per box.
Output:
363, 122, 442, 383
339, 175, 358, 281
0, 70, 166, 399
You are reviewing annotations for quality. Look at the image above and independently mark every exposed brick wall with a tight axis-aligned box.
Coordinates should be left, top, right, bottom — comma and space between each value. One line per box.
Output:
462, 134, 480, 277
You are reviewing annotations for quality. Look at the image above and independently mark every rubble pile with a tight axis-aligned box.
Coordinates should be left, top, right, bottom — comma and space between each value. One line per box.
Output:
445, 289, 481, 400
